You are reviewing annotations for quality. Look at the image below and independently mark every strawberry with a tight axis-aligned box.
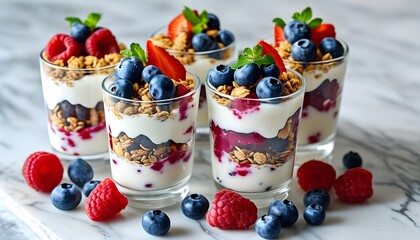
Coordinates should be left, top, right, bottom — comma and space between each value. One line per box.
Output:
257, 40, 286, 73
174, 84, 191, 97
167, 13, 193, 41
146, 40, 186, 81
274, 25, 285, 46
85, 178, 128, 221
206, 189, 257, 230
311, 23, 336, 46
334, 167, 373, 203
85, 28, 119, 58
22, 151, 64, 193
44, 34, 83, 63
297, 160, 337, 192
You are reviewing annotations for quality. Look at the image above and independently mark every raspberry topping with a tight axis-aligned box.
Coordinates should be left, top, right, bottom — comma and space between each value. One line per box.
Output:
334, 167, 373, 203
206, 189, 257, 230
22, 151, 64, 193
297, 160, 336, 191
44, 34, 83, 63
85, 28, 119, 58
85, 178, 128, 221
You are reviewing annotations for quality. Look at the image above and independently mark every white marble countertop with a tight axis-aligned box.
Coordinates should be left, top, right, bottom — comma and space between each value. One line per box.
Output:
1, 0, 420, 239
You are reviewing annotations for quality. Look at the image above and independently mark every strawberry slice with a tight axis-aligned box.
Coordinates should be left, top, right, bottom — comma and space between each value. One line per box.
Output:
311, 23, 336, 46
146, 40, 186, 81
274, 26, 285, 47
257, 40, 286, 73
167, 14, 193, 41
44, 34, 83, 63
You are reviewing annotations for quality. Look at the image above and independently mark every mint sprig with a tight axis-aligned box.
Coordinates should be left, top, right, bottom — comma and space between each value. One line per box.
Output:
120, 43, 147, 65
231, 45, 274, 69
65, 12, 102, 30
182, 6, 209, 34
273, 7, 322, 29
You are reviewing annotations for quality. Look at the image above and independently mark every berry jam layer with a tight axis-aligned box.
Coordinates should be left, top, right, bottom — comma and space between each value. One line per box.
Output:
109, 132, 193, 191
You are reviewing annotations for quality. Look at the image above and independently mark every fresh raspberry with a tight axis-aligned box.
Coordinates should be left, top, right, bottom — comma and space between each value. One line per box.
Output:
206, 189, 257, 230
334, 167, 373, 203
22, 151, 64, 193
174, 84, 191, 97
85, 28, 119, 58
297, 160, 336, 192
85, 178, 128, 221
44, 34, 83, 63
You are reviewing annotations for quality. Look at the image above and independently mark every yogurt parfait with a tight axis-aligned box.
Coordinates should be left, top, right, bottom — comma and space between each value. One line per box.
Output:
39, 13, 123, 160
271, 7, 349, 163
102, 41, 200, 208
149, 7, 236, 135
205, 41, 305, 207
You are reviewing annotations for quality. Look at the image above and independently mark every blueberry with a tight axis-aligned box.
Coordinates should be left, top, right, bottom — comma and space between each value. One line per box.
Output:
50, 183, 82, 210
284, 20, 311, 44
343, 151, 363, 169
216, 29, 235, 46
268, 199, 299, 227
70, 22, 91, 42
256, 77, 284, 100
181, 193, 210, 220
60, 100, 76, 118
207, 64, 234, 87
108, 79, 134, 99
142, 210, 171, 236
303, 189, 331, 209
192, 33, 218, 52
319, 37, 344, 58
148, 75, 176, 100
291, 39, 317, 62
68, 158, 93, 187
207, 13, 220, 30
142, 65, 162, 83
134, 135, 157, 149
75, 104, 89, 121
267, 137, 289, 152
255, 214, 281, 239
304, 204, 326, 226
82, 180, 101, 197
233, 63, 261, 86
116, 57, 144, 84
261, 64, 280, 78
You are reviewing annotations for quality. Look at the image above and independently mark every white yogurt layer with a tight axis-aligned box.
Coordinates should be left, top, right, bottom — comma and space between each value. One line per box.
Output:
211, 150, 294, 192
301, 62, 347, 92
41, 73, 108, 110
110, 150, 193, 191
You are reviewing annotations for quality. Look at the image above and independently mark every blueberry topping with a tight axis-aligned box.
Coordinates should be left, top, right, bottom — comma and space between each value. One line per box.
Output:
192, 33, 218, 52
142, 65, 162, 83
319, 37, 344, 58
116, 57, 144, 84
260, 64, 280, 78
82, 180, 101, 197
75, 104, 89, 121
148, 75, 176, 100
266, 137, 289, 152
181, 193, 210, 220
304, 204, 326, 226
207, 13, 220, 30
68, 158, 93, 187
70, 22, 91, 42
255, 214, 281, 239
207, 64, 234, 87
303, 188, 331, 209
343, 151, 363, 169
268, 199, 299, 227
256, 77, 284, 100
60, 100, 76, 118
291, 39, 317, 62
142, 210, 171, 236
216, 29, 235, 46
284, 20, 311, 44
50, 183, 82, 210
108, 79, 134, 99
233, 63, 261, 86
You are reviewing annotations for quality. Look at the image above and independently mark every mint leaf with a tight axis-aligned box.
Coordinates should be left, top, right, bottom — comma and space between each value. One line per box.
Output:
292, 12, 301, 21
183, 7, 200, 25
84, 13, 101, 30
273, 18, 286, 28
300, 7, 312, 22
256, 54, 274, 66
120, 43, 147, 65
65, 17, 82, 27
307, 18, 322, 28
284, 7, 323, 29
231, 45, 275, 69
120, 49, 132, 58
182, 7, 209, 34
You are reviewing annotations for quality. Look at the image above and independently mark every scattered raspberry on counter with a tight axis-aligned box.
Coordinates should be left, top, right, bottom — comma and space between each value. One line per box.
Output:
297, 159, 337, 191
334, 167, 373, 203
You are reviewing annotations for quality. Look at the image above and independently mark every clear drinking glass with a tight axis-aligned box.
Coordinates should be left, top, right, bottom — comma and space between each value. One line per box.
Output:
205, 69, 305, 208
39, 53, 119, 160
102, 71, 200, 208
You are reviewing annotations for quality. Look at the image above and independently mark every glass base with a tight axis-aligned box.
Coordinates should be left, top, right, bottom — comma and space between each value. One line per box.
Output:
214, 180, 291, 209
296, 135, 335, 165
51, 147, 109, 162
115, 178, 190, 209
195, 126, 209, 142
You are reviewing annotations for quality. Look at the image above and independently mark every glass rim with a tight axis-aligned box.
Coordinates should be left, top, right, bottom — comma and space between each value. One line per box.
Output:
205, 68, 306, 102
39, 50, 120, 71
150, 26, 236, 56
102, 70, 201, 104
264, 37, 349, 65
